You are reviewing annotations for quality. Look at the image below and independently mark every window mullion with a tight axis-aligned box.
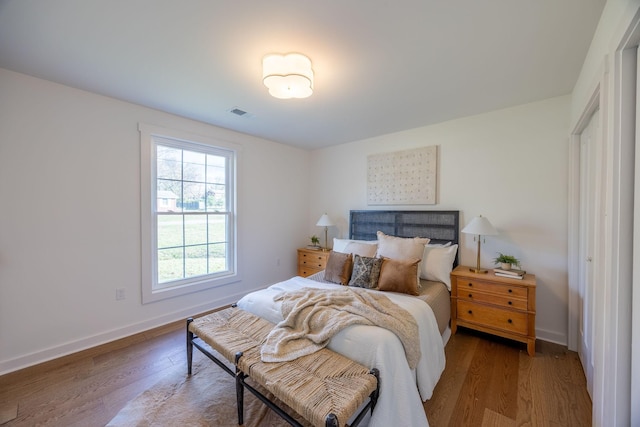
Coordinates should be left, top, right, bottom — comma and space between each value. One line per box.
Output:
181, 149, 186, 280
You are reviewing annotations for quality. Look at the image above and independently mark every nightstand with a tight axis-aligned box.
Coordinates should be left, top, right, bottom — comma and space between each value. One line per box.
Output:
297, 248, 330, 277
450, 265, 537, 356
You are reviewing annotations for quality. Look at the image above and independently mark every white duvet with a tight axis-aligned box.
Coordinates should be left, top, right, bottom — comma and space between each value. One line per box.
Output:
236, 276, 446, 427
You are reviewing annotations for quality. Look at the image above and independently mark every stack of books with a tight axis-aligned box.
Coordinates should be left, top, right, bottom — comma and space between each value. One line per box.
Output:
493, 267, 526, 280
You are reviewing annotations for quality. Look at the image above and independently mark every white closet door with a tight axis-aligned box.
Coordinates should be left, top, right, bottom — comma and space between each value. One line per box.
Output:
578, 107, 599, 398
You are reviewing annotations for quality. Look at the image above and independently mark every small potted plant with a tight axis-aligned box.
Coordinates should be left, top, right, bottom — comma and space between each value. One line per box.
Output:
309, 235, 320, 248
493, 253, 520, 270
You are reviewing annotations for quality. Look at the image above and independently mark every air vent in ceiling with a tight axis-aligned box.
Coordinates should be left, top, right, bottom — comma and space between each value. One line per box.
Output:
227, 106, 253, 118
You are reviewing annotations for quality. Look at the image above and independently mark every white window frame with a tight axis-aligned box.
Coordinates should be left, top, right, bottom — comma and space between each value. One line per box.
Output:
139, 123, 240, 303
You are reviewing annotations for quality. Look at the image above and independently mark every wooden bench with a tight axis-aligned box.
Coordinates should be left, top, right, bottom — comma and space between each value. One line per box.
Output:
187, 306, 380, 427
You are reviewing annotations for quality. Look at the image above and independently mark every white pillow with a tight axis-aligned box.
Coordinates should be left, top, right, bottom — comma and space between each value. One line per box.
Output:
425, 241, 452, 248
419, 244, 458, 290
333, 238, 377, 253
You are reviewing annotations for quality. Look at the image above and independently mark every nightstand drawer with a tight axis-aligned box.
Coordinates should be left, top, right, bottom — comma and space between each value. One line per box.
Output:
297, 248, 329, 278
298, 254, 327, 269
460, 290, 528, 310
298, 267, 323, 277
456, 278, 527, 299
457, 300, 528, 335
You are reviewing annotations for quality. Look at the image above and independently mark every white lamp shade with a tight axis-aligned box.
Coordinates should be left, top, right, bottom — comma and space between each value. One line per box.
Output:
461, 215, 497, 236
263, 53, 313, 99
316, 214, 334, 227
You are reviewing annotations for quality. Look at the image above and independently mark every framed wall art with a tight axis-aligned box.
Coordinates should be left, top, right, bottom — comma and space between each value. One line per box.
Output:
367, 146, 437, 205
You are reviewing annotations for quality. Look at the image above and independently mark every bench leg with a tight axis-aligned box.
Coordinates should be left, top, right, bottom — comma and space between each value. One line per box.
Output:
186, 318, 194, 375
235, 351, 245, 425
370, 368, 380, 412
325, 413, 338, 427
345, 368, 381, 427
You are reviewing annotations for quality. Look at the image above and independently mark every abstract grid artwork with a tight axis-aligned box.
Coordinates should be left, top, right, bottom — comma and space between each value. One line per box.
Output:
367, 146, 437, 205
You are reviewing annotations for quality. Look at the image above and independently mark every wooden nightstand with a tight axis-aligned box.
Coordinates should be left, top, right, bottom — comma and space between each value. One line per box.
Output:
450, 265, 537, 356
297, 248, 330, 277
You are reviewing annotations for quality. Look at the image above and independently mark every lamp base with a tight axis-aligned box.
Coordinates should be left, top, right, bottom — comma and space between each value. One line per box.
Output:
469, 268, 489, 274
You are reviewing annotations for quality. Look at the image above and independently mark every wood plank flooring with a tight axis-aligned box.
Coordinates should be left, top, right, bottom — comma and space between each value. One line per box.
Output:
1, 322, 591, 426
424, 329, 592, 426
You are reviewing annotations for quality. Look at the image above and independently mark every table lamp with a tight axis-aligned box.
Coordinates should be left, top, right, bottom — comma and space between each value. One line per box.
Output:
461, 215, 497, 273
316, 213, 334, 251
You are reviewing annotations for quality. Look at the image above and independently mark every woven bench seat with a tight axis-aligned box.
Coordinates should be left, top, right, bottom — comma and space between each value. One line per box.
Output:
187, 306, 380, 427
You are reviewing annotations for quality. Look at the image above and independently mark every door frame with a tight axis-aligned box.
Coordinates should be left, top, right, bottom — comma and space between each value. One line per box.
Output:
568, 7, 640, 425
568, 83, 602, 354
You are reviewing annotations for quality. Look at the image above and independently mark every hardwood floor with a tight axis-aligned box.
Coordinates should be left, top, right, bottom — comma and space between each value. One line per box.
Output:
1, 322, 591, 426
0, 322, 187, 427
424, 329, 592, 426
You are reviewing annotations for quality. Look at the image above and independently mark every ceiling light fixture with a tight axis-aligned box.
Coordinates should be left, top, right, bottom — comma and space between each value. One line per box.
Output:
262, 53, 313, 99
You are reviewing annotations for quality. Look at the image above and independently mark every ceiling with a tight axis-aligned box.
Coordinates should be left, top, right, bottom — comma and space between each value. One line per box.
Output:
0, 0, 606, 150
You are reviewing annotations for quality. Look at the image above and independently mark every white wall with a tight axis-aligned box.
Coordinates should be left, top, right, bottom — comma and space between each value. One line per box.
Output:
309, 96, 571, 345
0, 68, 311, 374
571, 0, 640, 126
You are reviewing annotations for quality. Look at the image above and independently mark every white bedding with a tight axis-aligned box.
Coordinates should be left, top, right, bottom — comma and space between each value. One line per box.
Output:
236, 276, 446, 427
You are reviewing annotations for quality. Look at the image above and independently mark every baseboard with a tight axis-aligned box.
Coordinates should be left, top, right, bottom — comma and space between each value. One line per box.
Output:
535, 327, 567, 347
0, 290, 248, 376
2, 299, 572, 376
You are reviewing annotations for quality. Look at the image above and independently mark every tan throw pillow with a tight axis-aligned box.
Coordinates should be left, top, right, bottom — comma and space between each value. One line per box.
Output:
376, 231, 430, 261
344, 241, 378, 257
333, 238, 377, 253
323, 251, 353, 285
377, 257, 421, 296
376, 231, 430, 286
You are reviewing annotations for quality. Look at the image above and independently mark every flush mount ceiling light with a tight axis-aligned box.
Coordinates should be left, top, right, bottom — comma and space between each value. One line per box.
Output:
262, 53, 313, 99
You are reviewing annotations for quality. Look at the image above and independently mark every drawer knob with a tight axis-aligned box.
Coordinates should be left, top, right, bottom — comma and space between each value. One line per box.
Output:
508, 289, 513, 293
508, 301, 513, 305
508, 319, 513, 323
468, 310, 473, 314
468, 293, 473, 298
467, 283, 473, 287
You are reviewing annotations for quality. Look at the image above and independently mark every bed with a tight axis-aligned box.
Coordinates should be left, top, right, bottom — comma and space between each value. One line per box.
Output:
237, 210, 459, 427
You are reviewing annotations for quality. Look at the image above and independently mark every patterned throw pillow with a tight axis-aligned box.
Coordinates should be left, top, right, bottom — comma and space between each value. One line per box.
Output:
348, 254, 383, 289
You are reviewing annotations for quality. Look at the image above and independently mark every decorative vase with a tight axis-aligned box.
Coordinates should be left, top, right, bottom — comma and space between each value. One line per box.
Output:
500, 262, 512, 270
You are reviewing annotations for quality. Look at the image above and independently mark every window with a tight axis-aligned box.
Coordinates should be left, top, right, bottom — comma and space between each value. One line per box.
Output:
140, 124, 239, 303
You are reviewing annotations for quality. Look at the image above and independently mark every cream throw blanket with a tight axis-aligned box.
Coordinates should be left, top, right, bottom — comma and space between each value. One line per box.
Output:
261, 287, 421, 369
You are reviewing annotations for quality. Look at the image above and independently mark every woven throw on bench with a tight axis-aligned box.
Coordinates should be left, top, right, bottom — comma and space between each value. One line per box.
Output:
262, 286, 421, 369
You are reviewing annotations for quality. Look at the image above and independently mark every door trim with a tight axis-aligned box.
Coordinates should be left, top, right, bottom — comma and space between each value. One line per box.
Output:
568, 84, 601, 353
